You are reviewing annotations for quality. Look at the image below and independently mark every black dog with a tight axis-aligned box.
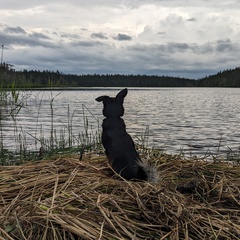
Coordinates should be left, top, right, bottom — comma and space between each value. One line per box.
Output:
96, 88, 148, 181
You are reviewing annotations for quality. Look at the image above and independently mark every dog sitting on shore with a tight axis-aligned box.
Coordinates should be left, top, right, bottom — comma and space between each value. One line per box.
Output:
96, 88, 150, 181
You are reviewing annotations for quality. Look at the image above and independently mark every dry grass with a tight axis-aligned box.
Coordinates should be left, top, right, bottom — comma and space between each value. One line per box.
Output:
0, 151, 240, 239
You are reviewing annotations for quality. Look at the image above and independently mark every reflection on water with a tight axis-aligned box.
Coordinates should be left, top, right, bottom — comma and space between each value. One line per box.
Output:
1, 88, 240, 158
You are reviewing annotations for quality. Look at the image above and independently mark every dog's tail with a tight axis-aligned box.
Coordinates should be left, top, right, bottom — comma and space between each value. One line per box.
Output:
138, 160, 159, 183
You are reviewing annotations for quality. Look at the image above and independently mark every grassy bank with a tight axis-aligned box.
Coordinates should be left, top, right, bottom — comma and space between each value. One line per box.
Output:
0, 150, 240, 239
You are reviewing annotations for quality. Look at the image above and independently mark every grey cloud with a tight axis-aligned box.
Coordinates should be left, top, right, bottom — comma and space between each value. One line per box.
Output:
191, 40, 239, 55
9, 40, 212, 79
10, 37, 238, 79
196, 43, 213, 54
70, 40, 106, 47
2, 22, 239, 80
194, 39, 238, 54
157, 31, 166, 35
3, 26, 26, 34
0, 0, 59, 10
0, 24, 55, 47
0, 31, 56, 48
167, 42, 190, 52
113, 33, 132, 41
187, 18, 197, 22
60, 32, 81, 39
0, 1, 122, 11
216, 39, 235, 52
130, 42, 191, 54
29, 32, 50, 40
128, 40, 239, 59
91, 32, 108, 40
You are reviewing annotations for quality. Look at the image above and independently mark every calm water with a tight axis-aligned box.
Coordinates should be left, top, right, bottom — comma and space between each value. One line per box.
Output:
1, 88, 240, 158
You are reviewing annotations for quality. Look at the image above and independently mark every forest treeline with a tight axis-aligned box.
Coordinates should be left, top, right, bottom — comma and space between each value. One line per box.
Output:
1, 66, 240, 88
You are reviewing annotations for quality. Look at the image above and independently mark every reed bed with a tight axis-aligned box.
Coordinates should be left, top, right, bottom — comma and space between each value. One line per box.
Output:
0, 152, 240, 239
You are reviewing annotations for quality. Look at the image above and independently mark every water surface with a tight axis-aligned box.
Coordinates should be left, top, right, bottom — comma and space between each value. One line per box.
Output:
1, 88, 240, 158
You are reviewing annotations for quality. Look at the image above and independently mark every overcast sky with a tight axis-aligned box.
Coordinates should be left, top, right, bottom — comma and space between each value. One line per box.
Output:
0, 0, 240, 79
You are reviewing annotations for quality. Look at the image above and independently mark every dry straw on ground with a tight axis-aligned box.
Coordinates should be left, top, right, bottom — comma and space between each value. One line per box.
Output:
0, 151, 240, 239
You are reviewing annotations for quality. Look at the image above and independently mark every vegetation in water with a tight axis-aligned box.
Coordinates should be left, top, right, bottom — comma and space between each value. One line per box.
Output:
0, 83, 102, 164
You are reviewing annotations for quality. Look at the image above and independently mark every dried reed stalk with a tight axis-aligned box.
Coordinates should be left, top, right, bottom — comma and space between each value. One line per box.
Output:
0, 152, 240, 239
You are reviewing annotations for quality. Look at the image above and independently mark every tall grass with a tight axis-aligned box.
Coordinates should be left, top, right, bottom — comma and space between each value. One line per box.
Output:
0, 89, 102, 165
0, 82, 27, 163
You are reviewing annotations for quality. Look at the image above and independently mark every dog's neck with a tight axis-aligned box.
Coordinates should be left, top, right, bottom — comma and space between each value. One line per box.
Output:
102, 117, 126, 129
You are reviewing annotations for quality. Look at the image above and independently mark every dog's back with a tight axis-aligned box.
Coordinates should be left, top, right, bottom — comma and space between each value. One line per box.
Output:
102, 117, 147, 180
96, 88, 148, 181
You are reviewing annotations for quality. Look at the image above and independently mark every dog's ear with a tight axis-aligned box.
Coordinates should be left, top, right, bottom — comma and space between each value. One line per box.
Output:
95, 96, 108, 102
116, 88, 128, 100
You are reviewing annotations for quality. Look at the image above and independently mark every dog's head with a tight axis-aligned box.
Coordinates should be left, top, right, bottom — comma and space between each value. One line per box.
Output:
96, 88, 128, 117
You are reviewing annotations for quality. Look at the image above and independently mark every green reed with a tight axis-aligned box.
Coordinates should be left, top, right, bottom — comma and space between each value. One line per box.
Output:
0, 89, 102, 165
27, 95, 102, 161
0, 82, 26, 164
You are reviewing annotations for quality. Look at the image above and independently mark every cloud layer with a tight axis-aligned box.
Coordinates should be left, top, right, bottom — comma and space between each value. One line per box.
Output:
1, 0, 240, 79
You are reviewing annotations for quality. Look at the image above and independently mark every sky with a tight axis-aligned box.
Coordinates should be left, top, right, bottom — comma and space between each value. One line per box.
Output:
0, 0, 240, 79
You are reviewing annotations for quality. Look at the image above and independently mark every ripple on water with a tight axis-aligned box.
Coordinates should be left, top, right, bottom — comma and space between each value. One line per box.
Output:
1, 88, 240, 158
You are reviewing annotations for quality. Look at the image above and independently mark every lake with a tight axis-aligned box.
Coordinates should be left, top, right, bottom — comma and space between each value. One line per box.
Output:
1, 88, 240, 158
